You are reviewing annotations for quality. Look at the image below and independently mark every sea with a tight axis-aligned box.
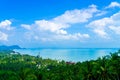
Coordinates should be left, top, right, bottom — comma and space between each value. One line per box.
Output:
14, 48, 119, 62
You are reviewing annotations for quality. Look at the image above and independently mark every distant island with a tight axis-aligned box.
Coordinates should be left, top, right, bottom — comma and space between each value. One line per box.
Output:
0, 45, 21, 50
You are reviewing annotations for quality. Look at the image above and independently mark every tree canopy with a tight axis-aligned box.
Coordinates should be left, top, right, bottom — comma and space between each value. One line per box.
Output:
0, 50, 120, 80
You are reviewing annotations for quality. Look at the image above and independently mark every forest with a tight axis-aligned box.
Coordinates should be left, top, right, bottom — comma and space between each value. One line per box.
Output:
0, 50, 120, 80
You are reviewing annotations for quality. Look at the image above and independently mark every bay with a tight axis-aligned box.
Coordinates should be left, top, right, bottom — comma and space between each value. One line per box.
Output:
14, 48, 119, 62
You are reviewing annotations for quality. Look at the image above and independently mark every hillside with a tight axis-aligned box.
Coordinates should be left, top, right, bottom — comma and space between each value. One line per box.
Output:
0, 45, 21, 50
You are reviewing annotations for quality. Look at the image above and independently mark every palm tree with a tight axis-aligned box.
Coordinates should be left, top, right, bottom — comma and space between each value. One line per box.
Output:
18, 68, 37, 80
110, 52, 120, 80
95, 56, 114, 80
82, 61, 95, 80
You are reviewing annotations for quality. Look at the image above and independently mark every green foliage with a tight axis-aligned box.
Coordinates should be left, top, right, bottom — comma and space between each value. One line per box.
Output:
0, 50, 120, 80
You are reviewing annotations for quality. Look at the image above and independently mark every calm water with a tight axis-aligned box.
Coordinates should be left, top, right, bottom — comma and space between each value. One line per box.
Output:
14, 48, 119, 62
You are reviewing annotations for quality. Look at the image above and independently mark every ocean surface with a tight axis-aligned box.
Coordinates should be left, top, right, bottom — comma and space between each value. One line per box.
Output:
14, 48, 119, 62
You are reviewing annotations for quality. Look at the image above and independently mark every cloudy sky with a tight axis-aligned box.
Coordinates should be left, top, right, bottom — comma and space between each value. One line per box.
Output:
0, 0, 120, 48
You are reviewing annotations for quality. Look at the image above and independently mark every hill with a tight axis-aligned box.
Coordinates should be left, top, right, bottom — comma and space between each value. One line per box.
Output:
0, 45, 21, 50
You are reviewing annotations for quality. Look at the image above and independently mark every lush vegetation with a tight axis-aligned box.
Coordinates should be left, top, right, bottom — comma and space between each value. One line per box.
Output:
0, 50, 120, 80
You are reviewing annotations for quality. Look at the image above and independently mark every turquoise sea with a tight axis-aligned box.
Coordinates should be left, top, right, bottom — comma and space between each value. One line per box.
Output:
14, 48, 119, 62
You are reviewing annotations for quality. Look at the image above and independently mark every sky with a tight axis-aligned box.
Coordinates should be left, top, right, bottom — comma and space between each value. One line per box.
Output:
0, 0, 120, 48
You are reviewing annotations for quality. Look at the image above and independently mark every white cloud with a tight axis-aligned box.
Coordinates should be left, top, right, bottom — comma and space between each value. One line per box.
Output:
111, 11, 120, 21
87, 11, 120, 38
39, 33, 90, 42
0, 20, 13, 41
106, 2, 120, 8
109, 26, 120, 35
34, 20, 69, 35
88, 18, 113, 28
0, 20, 13, 30
53, 33, 90, 40
95, 11, 107, 16
87, 18, 113, 38
21, 24, 31, 30
21, 5, 99, 41
0, 31, 8, 41
53, 4, 98, 24
93, 29, 108, 38
56, 30, 67, 35
29, 4, 98, 35
34, 36, 39, 40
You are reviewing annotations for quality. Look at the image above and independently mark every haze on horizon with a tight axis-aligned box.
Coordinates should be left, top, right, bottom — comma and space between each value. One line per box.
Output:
0, 0, 120, 48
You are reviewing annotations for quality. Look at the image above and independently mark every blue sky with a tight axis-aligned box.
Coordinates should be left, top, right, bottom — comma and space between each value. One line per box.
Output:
0, 0, 120, 48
